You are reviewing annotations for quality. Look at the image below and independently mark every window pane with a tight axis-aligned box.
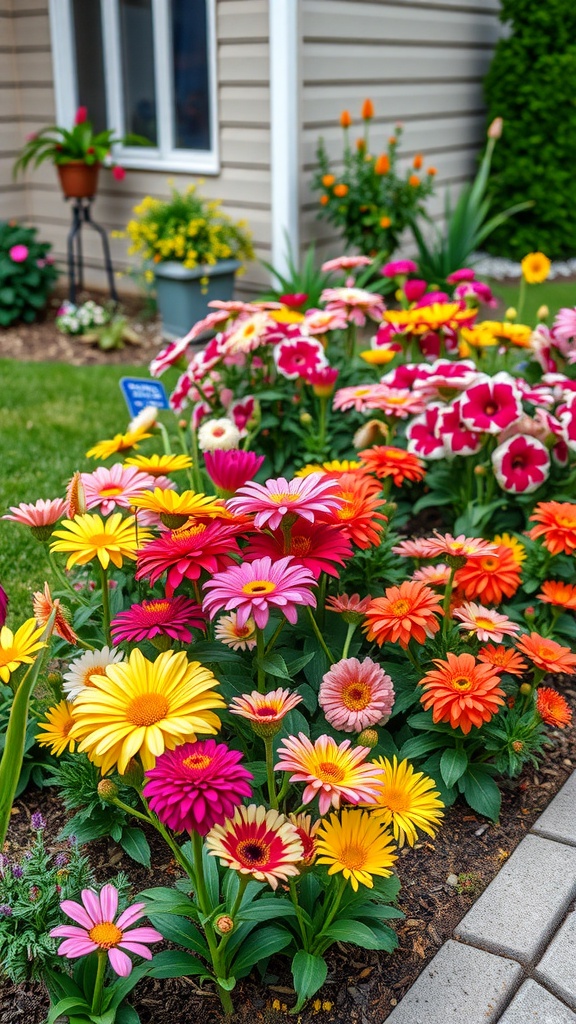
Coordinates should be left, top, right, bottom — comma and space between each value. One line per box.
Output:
171, 0, 211, 151
71, 0, 107, 133
119, 0, 157, 145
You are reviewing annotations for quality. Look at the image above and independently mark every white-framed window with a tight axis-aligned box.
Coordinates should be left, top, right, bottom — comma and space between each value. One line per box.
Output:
48, 0, 219, 174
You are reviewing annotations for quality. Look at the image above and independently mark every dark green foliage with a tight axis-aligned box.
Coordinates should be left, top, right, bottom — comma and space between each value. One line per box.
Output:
484, 0, 576, 259
0, 222, 59, 326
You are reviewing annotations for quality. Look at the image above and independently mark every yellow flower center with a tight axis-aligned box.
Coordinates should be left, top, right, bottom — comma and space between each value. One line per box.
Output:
555, 514, 576, 527
84, 666, 109, 688
341, 680, 371, 711
255, 705, 279, 718
88, 532, 115, 551
480, 557, 499, 571
270, 493, 294, 504
183, 753, 212, 771
317, 761, 346, 783
391, 599, 411, 616
99, 486, 124, 497
475, 617, 496, 630
89, 922, 123, 948
383, 785, 411, 813
126, 692, 169, 726
452, 676, 473, 692
339, 844, 367, 870
291, 536, 312, 556
236, 840, 270, 866
0, 646, 18, 668
537, 645, 558, 661
242, 580, 276, 596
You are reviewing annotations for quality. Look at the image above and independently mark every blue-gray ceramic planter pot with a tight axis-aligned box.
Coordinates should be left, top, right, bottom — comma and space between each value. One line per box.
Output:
154, 259, 241, 340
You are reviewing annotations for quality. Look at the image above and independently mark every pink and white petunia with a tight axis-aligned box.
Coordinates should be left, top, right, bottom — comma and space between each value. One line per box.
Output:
491, 434, 551, 494
459, 372, 523, 435
273, 336, 327, 380
412, 359, 479, 398
406, 404, 447, 460
435, 400, 482, 458
453, 602, 521, 643
227, 473, 342, 530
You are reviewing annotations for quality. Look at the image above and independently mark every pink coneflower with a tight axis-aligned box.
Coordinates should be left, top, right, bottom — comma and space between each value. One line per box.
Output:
321, 255, 373, 273
406, 405, 446, 460
381, 259, 417, 277
229, 688, 303, 736
226, 473, 342, 531
214, 612, 257, 650
111, 596, 206, 646
453, 602, 521, 643
274, 337, 327, 380
423, 532, 497, 560
491, 434, 550, 494
460, 373, 522, 435
136, 521, 242, 596
244, 521, 353, 579
303, 308, 348, 334
204, 449, 265, 497
143, 739, 253, 834
3, 498, 67, 540
206, 805, 303, 889
552, 306, 576, 345
320, 286, 385, 326
203, 555, 317, 628
49, 884, 162, 977
81, 464, 157, 516
318, 657, 395, 733
274, 733, 383, 815
412, 563, 452, 587
325, 592, 372, 622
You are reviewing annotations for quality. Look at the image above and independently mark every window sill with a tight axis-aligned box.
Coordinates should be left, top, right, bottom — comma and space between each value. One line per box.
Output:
111, 152, 220, 176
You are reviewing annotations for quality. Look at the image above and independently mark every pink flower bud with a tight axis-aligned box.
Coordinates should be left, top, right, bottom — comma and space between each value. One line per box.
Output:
112, 165, 126, 181
74, 106, 88, 125
488, 117, 503, 140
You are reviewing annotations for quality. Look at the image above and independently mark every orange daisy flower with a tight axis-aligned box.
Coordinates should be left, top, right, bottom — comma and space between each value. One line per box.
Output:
528, 502, 576, 556
363, 581, 442, 649
537, 581, 576, 609
536, 687, 573, 728
32, 582, 78, 646
419, 652, 505, 734
455, 545, 522, 605
358, 446, 426, 487
322, 472, 387, 550
477, 644, 528, 677
515, 632, 576, 675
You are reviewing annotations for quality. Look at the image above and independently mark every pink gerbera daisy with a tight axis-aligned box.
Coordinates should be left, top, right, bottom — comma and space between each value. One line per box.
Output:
321, 286, 385, 326
111, 596, 206, 646
202, 555, 317, 628
273, 336, 327, 380
303, 308, 349, 334
243, 520, 353, 578
136, 521, 242, 596
3, 498, 67, 540
453, 602, 521, 643
321, 255, 373, 273
318, 657, 395, 733
143, 739, 253, 834
214, 612, 257, 650
333, 384, 392, 413
274, 733, 383, 815
49, 884, 162, 977
552, 306, 576, 345
459, 372, 522, 435
391, 538, 437, 559
412, 563, 452, 587
204, 449, 265, 497
423, 532, 497, 560
226, 473, 342, 531
229, 687, 303, 737
81, 464, 157, 516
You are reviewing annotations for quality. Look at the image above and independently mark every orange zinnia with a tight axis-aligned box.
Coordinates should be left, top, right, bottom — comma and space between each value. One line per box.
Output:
361, 98, 374, 120
375, 154, 390, 175
419, 652, 505, 734
363, 581, 442, 649
455, 546, 522, 605
322, 472, 387, 550
528, 501, 576, 556
515, 632, 576, 675
536, 687, 573, 728
477, 644, 527, 677
537, 580, 576, 609
359, 446, 426, 487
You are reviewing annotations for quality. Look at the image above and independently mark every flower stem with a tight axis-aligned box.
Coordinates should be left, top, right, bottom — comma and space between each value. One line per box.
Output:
156, 420, 172, 456
99, 563, 111, 645
256, 626, 266, 692
265, 618, 286, 656
91, 949, 107, 1015
341, 621, 357, 660
441, 566, 457, 639
189, 422, 204, 494
289, 878, 310, 951
306, 605, 335, 663
265, 735, 278, 810
191, 831, 235, 1015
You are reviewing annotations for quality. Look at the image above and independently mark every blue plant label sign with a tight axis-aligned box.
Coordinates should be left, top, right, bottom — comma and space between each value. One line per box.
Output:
120, 378, 170, 418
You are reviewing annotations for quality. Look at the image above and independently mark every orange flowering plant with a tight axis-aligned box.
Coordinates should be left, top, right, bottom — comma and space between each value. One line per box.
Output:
312, 101, 436, 259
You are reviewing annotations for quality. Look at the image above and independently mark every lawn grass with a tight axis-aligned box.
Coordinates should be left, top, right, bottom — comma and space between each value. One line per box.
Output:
491, 279, 576, 323
0, 359, 172, 625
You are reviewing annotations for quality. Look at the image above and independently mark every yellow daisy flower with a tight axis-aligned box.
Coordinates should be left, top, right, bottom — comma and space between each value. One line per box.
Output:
123, 454, 193, 477
359, 349, 397, 365
0, 619, 47, 684
69, 648, 224, 774
315, 808, 397, 891
478, 320, 532, 348
86, 428, 152, 461
493, 532, 527, 565
294, 460, 362, 478
36, 701, 76, 756
130, 488, 225, 529
50, 513, 151, 570
521, 251, 551, 284
368, 756, 444, 847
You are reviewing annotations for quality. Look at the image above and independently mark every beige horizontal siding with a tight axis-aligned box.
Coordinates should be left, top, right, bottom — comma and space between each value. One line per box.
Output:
304, 0, 500, 46
0, 3, 28, 221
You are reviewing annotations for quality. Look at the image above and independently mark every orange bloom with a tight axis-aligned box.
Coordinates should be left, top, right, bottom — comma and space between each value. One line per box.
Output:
334, 184, 348, 197
515, 632, 576, 675
380, 216, 392, 228
427, 166, 437, 176
361, 98, 374, 120
536, 687, 573, 728
408, 174, 420, 187
356, 138, 366, 153
323, 472, 387, 550
363, 581, 442, 649
375, 154, 390, 175
477, 644, 528, 677
413, 154, 423, 170
528, 502, 576, 556
455, 546, 522, 605
32, 582, 78, 646
359, 446, 426, 487
320, 195, 329, 206
322, 174, 335, 187
419, 652, 505, 734
537, 580, 576, 609
340, 110, 352, 128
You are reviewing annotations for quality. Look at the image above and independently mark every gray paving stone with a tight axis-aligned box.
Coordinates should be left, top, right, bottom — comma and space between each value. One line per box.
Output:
454, 834, 576, 962
384, 940, 522, 1024
498, 980, 576, 1023
532, 772, 576, 847
535, 911, 576, 1010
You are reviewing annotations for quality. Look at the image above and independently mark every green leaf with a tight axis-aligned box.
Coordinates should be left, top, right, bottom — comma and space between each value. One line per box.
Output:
216, 975, 236, 992
137, 887, 198, 917
147, 915, 210, 959
460, 765, 501, 822
440, 747, 469, 788
260, 652, 291, 679
147, 950, 210, 980
47, 996, 90, 1024
398, 734, 447, 761
114, 1006, 141, 1024
120, 827, 151, 867
291, 951, 327, 1010
322, 919, 397, 951
230, 924, 292, 977
238, 898, 297, 921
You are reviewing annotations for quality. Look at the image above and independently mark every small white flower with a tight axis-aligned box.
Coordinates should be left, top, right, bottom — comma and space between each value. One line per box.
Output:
127, 405, 158, 433
62, 646, 124, 700
197, 417, 241, 452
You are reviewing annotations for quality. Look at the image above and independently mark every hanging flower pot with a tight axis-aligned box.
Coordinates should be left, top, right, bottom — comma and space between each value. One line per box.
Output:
57, 161, 100, 199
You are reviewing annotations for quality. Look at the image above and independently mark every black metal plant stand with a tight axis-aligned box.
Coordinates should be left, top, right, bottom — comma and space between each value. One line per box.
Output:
66, 197, 118, 304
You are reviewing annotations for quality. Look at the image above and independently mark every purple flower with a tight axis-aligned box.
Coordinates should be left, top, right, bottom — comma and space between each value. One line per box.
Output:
54, 853, 69, 868
0, 905, 12, 917
0, 584, 7, 628
11, 865, 23, 879
31, 812, 45, 831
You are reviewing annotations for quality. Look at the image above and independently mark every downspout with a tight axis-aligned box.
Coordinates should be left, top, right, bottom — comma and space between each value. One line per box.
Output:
269, 0, 300, 280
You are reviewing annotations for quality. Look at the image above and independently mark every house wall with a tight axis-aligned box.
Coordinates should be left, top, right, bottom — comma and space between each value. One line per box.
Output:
4, 0, 272, 296
0, 0, 29, 224
299, 0, 502, 262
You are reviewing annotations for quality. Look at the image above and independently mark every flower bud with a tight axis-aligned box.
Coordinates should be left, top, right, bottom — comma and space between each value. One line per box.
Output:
512, 740, 524, 753
537, 305, 549, 321
178, 419, 187, 430
446, 553, 468, 569
340, 110, 352, 129
97, 779, 119, 803
357, 728, 380, 748
505, 307, 517, 321
300, 412, 313, 426
519, 683, 532, 696
488, 117, 503, 139
215, 915, 234, 934
120, 758, 145, 789
474, 464, 487, 476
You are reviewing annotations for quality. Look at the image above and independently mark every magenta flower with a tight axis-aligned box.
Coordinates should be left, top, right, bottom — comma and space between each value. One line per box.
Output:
413, 359, 479, 399
273, 336, 327, 380
244, 521, 353, 579
406, 404, 446, 460
204, 449, 265, 495
381, 259, 417, 277
319, 657, 395, 733
136, 520, 242, 596
304, 365, 340, 392
491, 434, 550, 494
0, 584, 7, 628
8, 244, 29, 263
454, 280, 497, 308
81, 464, 157, 516
227, 473, 342, 531
446, 268, 476, 283
112, 165, 126, 181
203, 555, 317, 628
404, 279, 428, 303
49, 884, 162, 977
74, 105, 88, 124
229, 395, 256, 434
460, 373, 522, 435
435, 400, 483, 457
111, 596, 206, 645
143, 739, 253, 834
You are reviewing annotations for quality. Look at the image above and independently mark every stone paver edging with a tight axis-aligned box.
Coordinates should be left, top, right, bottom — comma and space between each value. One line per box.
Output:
386, 770, 576, 1024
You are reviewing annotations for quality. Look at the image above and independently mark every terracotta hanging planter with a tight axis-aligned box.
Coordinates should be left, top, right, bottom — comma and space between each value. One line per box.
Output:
57, 161, 100, 199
